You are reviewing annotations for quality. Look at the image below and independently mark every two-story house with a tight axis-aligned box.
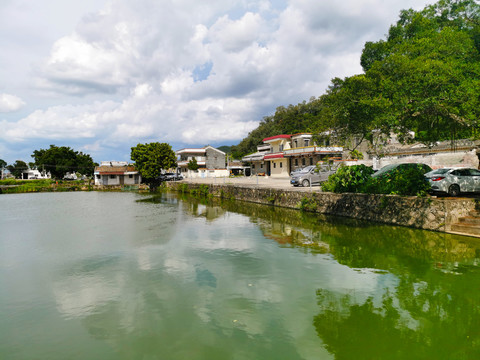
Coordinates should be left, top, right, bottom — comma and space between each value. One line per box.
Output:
284, 133, 343, 172
176, 146, 228, 178
261, 135, 292, 177
241, 144, 271, 175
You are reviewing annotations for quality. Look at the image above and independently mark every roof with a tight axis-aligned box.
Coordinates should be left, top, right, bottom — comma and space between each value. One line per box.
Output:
95, 165, 138, 174
262, 134, 291, 142
264, 153, 285, 160
176, 145, 225, 155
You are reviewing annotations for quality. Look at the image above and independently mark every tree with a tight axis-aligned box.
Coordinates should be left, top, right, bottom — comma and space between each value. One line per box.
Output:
0, 159, 6, 170
31, 145, 96, 179
187, 158, 199, 171
7, 160, 28, 178
358, 0, 480, 144
130, 142, 177, 189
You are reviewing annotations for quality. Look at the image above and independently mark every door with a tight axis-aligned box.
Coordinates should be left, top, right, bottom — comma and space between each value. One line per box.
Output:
469, 169, 480, 191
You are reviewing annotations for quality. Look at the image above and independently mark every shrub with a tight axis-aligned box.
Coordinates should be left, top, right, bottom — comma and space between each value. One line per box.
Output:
365, 167, 431, 196
322, 164, 431, 196
322, 165, 374, 193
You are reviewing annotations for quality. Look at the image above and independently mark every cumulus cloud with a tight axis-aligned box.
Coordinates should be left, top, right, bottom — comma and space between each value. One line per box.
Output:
0, 94, 25, 113
1, 0, 433, 162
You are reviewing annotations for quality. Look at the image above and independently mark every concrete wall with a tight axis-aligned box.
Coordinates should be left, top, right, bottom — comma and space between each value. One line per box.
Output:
168, 182, 477, 234
269, 159, 289, 177
345, 149, 480, 170
205, 147, 226, 169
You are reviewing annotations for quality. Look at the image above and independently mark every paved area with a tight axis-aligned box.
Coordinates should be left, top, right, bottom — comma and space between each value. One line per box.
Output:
180, 176, 321, 192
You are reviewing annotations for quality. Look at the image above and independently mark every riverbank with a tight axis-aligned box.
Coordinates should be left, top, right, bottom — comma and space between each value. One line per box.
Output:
0, 179, 149, 194
168, 179, 479, 237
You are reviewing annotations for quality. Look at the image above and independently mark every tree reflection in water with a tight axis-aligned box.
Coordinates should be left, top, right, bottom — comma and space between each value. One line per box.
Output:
176, 193, 480, 359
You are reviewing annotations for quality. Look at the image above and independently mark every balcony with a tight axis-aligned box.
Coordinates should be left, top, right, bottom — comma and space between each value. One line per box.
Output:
283, 146, 343, 156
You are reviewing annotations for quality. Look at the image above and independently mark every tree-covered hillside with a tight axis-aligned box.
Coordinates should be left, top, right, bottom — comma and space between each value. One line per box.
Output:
232, 0, 480, 159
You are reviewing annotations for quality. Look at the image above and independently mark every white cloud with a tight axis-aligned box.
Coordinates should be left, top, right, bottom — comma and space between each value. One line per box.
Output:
0, 93, 25, 113
0, 0, 434, 163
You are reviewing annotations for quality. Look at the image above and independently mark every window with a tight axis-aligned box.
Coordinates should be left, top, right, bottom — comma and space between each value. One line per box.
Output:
274, 163, 276, 169
129, 174, 133, 178
280, 162, 283, 168
96, 175, 100, 179
295, 159, 298, 166
252, 164, 255, 169
302, 158, 306, 166
304, 140, 309, 146
260, 163, 263, 169
310, 158, 313, 165
294, 140, 298, 148
279, 144, 284, 151
109, 175, 116, 179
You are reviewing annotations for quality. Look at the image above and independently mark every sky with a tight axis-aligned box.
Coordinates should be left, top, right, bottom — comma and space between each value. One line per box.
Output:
0, 0, 434, 164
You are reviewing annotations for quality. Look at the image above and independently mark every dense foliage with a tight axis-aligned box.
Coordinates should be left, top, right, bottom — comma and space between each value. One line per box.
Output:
233, 0, 480, 158
31, 145, 97, 178
231, 99, 325, 158
322, 165, 431, 196
6, 160, 28, 178
322, 165, 375, 194
130, 142, 177, 188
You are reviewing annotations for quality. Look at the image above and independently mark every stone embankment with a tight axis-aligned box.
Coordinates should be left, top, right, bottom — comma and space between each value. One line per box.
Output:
168, 181, 479, 237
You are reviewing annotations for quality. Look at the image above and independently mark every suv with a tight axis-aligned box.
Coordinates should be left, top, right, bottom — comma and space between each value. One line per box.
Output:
290, 164, 336, 187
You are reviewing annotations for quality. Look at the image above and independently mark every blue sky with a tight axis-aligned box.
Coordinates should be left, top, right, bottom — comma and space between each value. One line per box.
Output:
0, 0, 433, 164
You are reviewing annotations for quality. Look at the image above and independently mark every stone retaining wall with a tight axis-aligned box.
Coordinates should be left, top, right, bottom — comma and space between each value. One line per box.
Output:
168, 182, 477, 233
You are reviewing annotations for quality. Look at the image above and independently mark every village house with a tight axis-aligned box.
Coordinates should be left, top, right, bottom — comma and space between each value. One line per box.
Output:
241, 144, 271, 175
284, 133, 343, 172
176, 146, 228, 178
94, 161, 141, 186
261, 135, 292, 177
21, 168, 51, 180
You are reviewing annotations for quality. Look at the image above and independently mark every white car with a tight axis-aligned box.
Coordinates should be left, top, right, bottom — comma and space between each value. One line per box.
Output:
425, 168, 480, 196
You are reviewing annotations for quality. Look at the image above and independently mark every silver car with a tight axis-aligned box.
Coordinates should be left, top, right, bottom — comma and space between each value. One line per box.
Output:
290, 164, 336, 187
426, 168, 480, 196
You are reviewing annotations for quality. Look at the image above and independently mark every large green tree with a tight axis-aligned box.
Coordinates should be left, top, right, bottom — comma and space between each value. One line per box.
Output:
353, 0, 480, 145
130, 142, 177, 189
31, 145, 97, 179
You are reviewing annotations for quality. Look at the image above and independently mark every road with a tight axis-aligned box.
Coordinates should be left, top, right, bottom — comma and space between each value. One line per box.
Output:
180, 175, 320, 191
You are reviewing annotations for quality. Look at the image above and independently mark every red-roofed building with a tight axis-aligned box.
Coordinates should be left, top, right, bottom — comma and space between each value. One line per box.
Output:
261, 134, 292, 177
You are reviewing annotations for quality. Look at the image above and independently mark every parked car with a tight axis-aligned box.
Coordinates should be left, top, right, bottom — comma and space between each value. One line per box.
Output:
372, 163, 432, 178
290, 165, 336, 187
425, 168, 480, 196
159, 172, 183, 181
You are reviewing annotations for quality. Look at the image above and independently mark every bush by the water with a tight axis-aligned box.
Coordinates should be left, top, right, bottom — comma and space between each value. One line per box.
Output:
322, 165, 431, 196
321, 165, 374, 193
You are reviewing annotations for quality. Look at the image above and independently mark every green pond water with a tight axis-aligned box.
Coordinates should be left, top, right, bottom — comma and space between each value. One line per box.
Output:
1, 191, 480, 360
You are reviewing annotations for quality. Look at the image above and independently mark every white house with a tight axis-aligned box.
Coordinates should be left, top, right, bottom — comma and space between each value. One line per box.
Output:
21, 168, 51, 180
176, 146, 228, 178
94, 161, 141, 186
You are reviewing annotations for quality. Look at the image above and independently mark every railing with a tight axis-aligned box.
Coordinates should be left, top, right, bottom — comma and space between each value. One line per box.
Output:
284, 146, 343, 156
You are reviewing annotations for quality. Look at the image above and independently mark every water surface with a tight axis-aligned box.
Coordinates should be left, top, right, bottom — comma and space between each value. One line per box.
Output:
1, 191, 479, 359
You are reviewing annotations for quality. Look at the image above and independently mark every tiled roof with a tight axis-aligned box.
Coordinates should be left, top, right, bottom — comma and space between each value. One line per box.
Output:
95, 165, 138, 174
262, 134, 291, 142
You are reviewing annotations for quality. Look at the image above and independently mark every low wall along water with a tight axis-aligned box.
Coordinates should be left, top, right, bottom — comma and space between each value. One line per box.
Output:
168, 182, 477, 234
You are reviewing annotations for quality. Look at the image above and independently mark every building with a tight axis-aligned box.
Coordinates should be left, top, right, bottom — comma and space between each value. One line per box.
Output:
242, 133, 344, 177
21, 168, 51, 180
176, 146, 228, 178
94, 161, 141, 186
284, 133, 343, 172
261, 135, 292, 177
241, 144, 271, 175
